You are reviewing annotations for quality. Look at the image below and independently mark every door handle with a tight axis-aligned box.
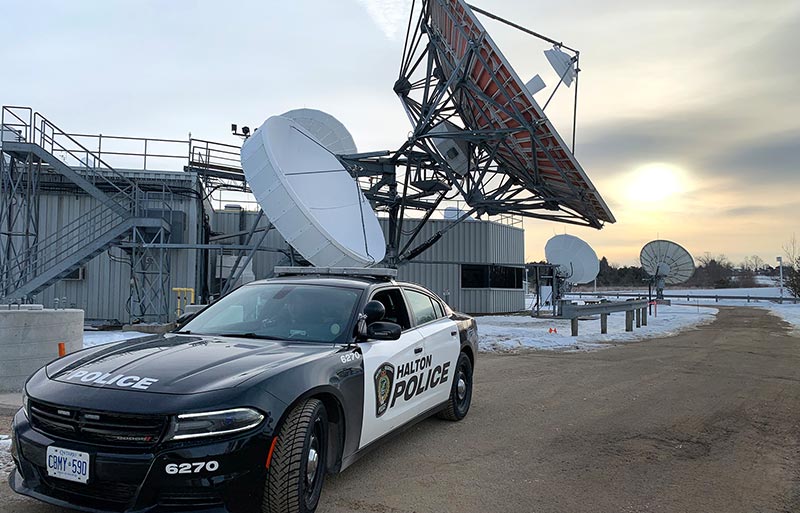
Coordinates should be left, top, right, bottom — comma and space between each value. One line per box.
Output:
450, 331, 457, 336
414, 346, 423, 354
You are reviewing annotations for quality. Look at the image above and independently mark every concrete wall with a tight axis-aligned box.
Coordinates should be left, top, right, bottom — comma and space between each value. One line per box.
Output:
0, 307, 83, 391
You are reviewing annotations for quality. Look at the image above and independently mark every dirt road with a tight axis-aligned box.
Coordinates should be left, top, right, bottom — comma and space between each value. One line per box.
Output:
3, 306, 800, 512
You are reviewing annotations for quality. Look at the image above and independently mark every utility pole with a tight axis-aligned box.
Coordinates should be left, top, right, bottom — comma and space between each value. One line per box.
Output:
777, 256, 784, 302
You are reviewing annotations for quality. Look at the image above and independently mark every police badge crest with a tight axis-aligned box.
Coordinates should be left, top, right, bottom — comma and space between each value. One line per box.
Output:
374, 363, 395, 417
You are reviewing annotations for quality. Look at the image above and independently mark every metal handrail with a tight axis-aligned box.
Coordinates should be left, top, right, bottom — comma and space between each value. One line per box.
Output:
189, 139, 242, 169
2, 207, 123, 276
66, 132, 190, 172
0, 208, 128, 293
33, 112, 140, 206
1, 106, 32, 141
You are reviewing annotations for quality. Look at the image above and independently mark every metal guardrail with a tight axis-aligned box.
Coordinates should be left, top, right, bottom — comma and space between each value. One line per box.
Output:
560, 298, 650, 336
571, 291, 798, 304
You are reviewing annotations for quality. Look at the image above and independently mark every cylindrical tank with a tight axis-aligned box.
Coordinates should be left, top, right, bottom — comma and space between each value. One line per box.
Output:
0, 306, 83, 391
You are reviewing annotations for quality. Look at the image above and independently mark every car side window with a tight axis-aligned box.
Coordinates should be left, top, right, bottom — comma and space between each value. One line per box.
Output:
404, 289, 438, 326
431, 298, 444, 319
370, 288, 412, 330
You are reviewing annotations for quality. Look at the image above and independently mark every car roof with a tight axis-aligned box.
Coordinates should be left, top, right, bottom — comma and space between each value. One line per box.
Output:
245, 275, 426, 292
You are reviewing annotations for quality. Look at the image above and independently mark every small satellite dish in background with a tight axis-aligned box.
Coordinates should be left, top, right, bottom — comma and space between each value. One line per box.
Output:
442, 206, 475, 222
640, 240, 695, 298
281, 108, 358, 155
241, 115, 386, 267
545, 234, 599, 284
544, 46, 577, 87
525, 74, 547, 95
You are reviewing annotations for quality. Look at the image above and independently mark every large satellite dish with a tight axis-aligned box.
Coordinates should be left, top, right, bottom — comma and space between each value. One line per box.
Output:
640, 240, 695, 285
545, 234, 599, 284
394, 0, 615, 228
240, 115, 386, 267
281, 108, 357, 155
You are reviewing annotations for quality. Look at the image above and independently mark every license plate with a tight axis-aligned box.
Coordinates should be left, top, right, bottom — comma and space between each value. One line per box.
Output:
46, 446, 90, 484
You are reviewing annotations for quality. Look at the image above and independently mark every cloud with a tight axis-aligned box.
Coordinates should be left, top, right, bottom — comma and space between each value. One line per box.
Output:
355, 0, 412, 40
709, 131, 800, 179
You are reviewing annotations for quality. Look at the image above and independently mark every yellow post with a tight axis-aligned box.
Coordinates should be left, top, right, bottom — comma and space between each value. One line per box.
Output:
172, 287, 195, 317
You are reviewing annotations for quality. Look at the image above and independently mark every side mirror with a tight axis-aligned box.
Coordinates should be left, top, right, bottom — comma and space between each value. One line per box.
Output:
366, 321, 401, 341
363, 300, 386, 324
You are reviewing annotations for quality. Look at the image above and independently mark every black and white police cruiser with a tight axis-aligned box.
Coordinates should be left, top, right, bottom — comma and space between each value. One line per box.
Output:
10, 267, 477, 513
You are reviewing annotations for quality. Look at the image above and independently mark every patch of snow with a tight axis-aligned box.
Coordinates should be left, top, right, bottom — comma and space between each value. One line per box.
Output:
0, 436, 13, 480
83, 331, 151, 348
755, 275, 778, 286
764, 304, 800, 336
477, 304, 718, 353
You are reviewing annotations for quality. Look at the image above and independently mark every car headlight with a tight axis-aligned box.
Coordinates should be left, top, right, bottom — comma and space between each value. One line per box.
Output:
21, 389, 29, 419
167, 408, 264, 441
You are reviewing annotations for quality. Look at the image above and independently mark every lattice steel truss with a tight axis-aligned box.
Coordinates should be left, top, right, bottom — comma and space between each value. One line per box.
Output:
343, 0, 614, 265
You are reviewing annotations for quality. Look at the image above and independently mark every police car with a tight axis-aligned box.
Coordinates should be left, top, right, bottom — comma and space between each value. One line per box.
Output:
9, 267, 477, 513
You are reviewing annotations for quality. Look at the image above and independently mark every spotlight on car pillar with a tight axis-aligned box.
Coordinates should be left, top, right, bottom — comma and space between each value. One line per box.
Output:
242, 126, 250, 136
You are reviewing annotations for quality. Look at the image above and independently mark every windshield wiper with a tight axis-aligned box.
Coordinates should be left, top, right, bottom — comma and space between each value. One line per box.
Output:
174, 330, 192, 334
213, 332, 284, 340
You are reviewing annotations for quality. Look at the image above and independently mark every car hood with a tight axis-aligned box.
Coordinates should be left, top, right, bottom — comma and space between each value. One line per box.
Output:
46, 333, 333, 394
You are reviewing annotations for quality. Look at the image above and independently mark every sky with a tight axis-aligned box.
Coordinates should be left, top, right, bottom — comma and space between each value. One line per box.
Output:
1, 0, 798, 266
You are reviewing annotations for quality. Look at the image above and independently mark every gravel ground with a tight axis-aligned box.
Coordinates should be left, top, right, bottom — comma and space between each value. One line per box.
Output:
3, 306, 800, 512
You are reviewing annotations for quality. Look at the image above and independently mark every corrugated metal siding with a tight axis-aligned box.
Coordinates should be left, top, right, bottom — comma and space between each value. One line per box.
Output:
31, 178, 524, 319
380, 218, 524, 265
460, 289, 525, 314
33, 171, 201, 322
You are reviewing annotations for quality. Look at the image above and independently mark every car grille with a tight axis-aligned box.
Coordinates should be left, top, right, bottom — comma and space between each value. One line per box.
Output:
39, 471, 139, 508
158, 490, 225, 508
29, 400, 168, 447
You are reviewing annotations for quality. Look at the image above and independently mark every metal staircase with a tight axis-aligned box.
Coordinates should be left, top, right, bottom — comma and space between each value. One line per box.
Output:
0, 107, 170, 315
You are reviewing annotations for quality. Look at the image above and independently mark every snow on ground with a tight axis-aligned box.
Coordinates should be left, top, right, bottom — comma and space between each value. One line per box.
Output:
83, 330, 151, 348
477, 304, 718, 353
0, 436, 12, 481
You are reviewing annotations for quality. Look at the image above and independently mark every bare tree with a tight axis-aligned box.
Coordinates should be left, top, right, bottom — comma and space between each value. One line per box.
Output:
741, 256, 753, 271
783, 233, 799, 269
751, 255, 764, 272
783, 234, 800, 298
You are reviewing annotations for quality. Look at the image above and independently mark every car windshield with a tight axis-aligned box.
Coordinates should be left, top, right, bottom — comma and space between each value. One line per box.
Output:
181, 283, 362, 343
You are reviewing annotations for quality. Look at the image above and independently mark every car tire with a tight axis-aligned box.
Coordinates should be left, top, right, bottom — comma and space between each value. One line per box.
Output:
263, 399, 328, 513
438, 352, 473, 421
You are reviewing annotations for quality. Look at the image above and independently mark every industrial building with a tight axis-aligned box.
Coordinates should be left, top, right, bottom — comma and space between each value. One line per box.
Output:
0, 107, 525, 323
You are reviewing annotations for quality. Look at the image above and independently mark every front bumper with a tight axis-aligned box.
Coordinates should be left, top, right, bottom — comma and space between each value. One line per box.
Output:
10, 409, 271, 513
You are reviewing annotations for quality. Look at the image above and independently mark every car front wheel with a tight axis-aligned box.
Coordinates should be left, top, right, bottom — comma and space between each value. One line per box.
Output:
438, 352, 473, 421
263, 398, 328, 513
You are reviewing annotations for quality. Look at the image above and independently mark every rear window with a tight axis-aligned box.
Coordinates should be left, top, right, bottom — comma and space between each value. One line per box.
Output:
182, 283, 361, 343
404, 289, 439, 325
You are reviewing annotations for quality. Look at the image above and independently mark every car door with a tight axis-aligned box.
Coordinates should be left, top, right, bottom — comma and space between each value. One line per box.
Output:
357, 287, 424, 449
402, 287, 460, 411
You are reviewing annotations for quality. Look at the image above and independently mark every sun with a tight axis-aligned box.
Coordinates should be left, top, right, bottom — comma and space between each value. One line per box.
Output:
625, 163, 687, 203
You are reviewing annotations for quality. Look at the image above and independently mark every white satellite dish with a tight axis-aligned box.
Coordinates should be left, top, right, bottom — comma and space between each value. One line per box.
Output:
640, 240, 695, 285
544, 46, 577, 87
281, 108, 358, 155
240, 115, 386, 267
545, 234, 599, 284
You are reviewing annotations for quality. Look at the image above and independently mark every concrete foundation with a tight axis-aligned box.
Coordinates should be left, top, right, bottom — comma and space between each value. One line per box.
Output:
0, 306, 83, 391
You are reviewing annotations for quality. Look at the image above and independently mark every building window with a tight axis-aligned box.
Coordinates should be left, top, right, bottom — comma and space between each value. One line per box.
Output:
462, 264, 523, 289
462, 264, 489, 288
64, 266, 86, 281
